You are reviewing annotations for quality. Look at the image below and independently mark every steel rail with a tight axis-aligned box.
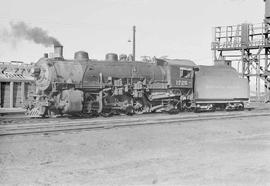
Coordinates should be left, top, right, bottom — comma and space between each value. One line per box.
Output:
1, 112, 270, 136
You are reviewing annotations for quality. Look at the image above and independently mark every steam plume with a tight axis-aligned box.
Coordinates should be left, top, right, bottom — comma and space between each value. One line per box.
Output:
1, 21, 61, 47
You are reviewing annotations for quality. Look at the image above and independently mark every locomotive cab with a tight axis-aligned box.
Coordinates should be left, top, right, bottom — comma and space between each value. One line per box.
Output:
153, 58, 197, 112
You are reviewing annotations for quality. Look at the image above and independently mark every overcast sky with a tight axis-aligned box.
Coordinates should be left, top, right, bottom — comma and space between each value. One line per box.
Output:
0, 0, 265, 65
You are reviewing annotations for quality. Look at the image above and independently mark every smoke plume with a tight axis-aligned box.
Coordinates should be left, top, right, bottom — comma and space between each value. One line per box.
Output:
1, 21, 61, 47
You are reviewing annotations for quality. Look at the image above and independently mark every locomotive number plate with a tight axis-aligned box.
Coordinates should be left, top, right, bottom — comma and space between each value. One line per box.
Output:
176, 80, 188, 86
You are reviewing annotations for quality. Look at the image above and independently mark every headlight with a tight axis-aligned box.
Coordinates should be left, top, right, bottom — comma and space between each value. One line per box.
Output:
30, 67, 41, 78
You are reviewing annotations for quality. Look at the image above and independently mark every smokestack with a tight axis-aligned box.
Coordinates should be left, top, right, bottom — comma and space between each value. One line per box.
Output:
54, 45, 63, 59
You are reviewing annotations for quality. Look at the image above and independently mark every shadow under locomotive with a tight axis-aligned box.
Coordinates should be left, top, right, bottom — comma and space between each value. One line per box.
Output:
25, 45, 249, 117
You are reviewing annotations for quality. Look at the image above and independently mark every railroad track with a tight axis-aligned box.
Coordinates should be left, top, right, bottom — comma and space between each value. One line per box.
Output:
1, 111, 270, 136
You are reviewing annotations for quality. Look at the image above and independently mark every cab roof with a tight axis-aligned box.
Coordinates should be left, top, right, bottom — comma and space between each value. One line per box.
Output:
157, 58, 197, 67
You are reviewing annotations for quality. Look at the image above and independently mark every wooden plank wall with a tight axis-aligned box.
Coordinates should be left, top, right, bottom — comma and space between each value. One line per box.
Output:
14, 82, 22, 107
1, 82, 10, 108
0, 82, 35, 108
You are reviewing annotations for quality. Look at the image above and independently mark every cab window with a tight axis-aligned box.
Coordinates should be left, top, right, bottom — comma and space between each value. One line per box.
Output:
180, 68, 192, 78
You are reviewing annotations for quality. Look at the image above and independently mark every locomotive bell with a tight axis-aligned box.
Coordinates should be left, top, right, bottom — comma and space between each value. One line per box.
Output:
119, 54, 127, 61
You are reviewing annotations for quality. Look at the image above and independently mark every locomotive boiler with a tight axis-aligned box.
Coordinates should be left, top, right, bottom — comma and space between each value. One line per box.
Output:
27, 45, 197, 117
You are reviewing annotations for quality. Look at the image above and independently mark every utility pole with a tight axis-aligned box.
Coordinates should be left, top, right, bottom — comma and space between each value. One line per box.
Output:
132, 25, 136, 61
265, 0, 270, 21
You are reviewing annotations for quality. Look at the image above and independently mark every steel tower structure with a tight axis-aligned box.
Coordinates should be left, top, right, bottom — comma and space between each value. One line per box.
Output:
211, 0, 270, 101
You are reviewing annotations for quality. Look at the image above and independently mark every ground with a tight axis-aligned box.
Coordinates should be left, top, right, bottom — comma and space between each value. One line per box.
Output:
1, 115, 270, 186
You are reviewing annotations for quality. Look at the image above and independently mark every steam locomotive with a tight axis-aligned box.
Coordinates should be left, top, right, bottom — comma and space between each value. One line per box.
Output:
26, 45, 249, 117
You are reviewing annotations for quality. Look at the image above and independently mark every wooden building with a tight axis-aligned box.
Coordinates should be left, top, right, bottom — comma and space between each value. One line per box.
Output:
0, 62, 35, 109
